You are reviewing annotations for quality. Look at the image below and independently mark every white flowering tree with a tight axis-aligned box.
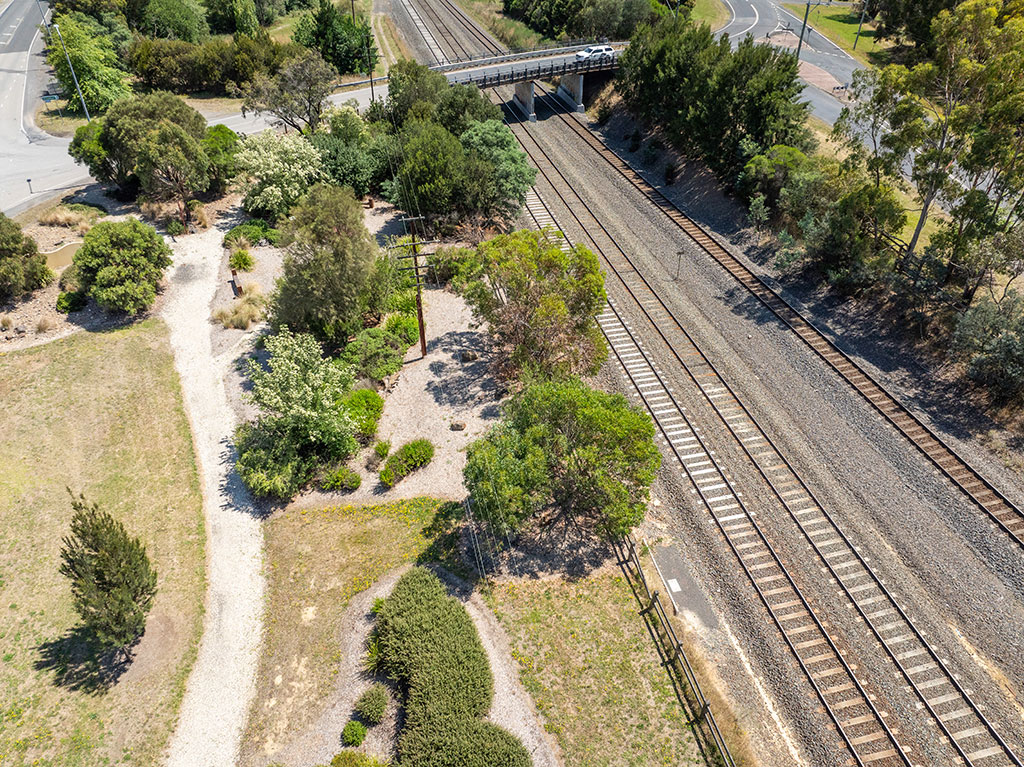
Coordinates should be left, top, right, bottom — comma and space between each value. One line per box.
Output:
235, 131, 324, 221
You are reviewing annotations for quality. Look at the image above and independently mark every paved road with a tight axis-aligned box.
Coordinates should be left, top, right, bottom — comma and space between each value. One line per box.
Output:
0, 0, 91, 217
721, 0, 860, 125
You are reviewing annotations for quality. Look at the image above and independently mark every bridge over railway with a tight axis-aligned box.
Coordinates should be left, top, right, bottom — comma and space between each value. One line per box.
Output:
438, 48, 622, 120
424, 43, 625, 121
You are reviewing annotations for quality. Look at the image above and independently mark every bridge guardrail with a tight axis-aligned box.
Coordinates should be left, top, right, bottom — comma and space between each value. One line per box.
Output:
431, 40, 629, 73
448, 53, 621, 87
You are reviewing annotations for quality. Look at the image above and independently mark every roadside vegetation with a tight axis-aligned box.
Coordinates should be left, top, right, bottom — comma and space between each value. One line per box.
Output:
46, 0, 376, 118
618, 2, 1024, 405
782, 2, 894, 65
0, 319, 204, 766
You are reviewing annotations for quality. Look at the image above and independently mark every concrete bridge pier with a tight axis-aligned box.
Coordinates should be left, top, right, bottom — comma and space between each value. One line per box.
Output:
556, 73, 585, 112
513, 80, 536, 122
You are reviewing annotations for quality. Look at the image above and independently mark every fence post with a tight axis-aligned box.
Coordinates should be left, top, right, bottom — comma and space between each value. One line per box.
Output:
640, 590, 659, 616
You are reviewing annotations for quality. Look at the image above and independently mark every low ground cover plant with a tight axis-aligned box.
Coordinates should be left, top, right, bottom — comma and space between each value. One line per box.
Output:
344, 388, 384, 442
223, 218, 281, 248
372, 567, 530, 767
342, 327, 406, 382
355, 682, 388, 725
341, 720, 366, 746
379, 439, 434, 488
319, 465, 362, 492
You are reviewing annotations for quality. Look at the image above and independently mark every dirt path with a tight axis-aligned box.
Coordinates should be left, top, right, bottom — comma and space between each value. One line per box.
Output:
160, 222, 266, 767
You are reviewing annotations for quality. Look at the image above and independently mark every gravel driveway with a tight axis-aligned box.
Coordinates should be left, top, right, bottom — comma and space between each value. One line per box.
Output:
160, 222, 266, 767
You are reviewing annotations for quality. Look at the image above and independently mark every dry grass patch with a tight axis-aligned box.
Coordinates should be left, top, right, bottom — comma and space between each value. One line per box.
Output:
213, 286, 267, 329
486, 573, 705, 767
0, 318, 205, 767
241, 498, 463, 765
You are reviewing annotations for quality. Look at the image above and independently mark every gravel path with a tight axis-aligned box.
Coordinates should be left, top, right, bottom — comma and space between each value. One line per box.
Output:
161, 222, 266, 767
266, 565, 561, 767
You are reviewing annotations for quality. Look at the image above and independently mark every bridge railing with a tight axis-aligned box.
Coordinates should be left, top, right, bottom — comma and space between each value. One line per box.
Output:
448, 53, 621, 87
431, 40, 628, 72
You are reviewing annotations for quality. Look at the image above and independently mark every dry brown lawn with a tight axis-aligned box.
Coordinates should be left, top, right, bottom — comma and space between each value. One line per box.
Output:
487, 573, 706, 767
240, 498, 463, 765
0, 318, 205, 767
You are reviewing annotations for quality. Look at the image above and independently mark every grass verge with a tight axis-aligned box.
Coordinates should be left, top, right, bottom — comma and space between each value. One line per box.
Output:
0, 318, 205, 767
486, 572, 705, 767
240, 498, 464, 764
34, 100, 88, 138
781, 3, 893, 67
457, 0, 548, 51
692, 0, 731, 32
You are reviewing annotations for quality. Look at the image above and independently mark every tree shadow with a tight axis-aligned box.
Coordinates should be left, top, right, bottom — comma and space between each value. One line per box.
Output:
34, 626, 136, 695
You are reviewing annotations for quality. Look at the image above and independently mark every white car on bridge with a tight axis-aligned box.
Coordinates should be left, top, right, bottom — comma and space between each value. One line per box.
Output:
575, 44, 615, 61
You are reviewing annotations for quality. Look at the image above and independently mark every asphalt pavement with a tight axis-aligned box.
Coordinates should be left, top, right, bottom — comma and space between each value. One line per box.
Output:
0, 0, 862, 216
721, 0, 861, 125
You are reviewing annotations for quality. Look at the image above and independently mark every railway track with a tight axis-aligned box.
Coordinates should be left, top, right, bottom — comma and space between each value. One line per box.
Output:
524, 189, 911, 767
530, 82, 1024, 553
505, 92, 1024, 767
403, 0, 501, 63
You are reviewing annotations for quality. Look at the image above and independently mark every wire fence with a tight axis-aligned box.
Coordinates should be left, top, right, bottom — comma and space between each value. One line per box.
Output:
612, 534, 739, 767
460, 499, 739, 767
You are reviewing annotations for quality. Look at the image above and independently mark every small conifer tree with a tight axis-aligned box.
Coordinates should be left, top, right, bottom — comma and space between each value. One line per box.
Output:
59, 491, 158, 655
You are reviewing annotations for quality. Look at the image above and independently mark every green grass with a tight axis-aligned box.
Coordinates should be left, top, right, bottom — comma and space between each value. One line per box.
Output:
0, 319, 205, 767
487, 573, 704, 767
782, 3, 894, 67
239, 498, 464, 765
691, 0, 731, 32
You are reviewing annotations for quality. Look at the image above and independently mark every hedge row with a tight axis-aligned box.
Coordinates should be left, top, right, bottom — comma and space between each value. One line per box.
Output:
379, 439, 434, 488
375, 568, 530, 767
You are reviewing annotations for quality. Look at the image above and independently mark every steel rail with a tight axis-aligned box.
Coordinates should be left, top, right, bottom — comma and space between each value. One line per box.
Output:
508, 88, 1024, 767
510, 109, 912, 767
431, 0, 503, 56
406, 0, 471, 62
524, 188, 909, 765
531, 82, 1024, 553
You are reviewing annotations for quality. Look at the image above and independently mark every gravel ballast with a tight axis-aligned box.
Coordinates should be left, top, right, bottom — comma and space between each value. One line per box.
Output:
510, 93, 1024, 764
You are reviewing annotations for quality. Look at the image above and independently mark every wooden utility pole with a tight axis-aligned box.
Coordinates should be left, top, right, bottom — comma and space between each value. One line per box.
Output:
394, 217, 433, 358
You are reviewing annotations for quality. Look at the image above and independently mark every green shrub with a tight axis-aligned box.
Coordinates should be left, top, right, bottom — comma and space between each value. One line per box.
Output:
374, 440, 390, 459
384, 313, 419, 347
379, 439, 434, 488
329, 751, 387, 767
230, 248, 255, 271
166, 219, 186, 236
73, 219, 172, 314
319, 465, 362, 492
355, 683, 388, 725
1, 212, 53, 301
235, 421, 318, 499
344, 388, 384, 442
427, 246, 478, 285
341, 720, 366, 747
56, 290, 88, 313
374, 567, 530, 767
953, 295, 1024, 399
342, 327, 406, 382
223, 219, 281, 248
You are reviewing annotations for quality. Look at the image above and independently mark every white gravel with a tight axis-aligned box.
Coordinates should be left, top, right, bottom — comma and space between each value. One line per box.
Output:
160, 223, 266, 767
